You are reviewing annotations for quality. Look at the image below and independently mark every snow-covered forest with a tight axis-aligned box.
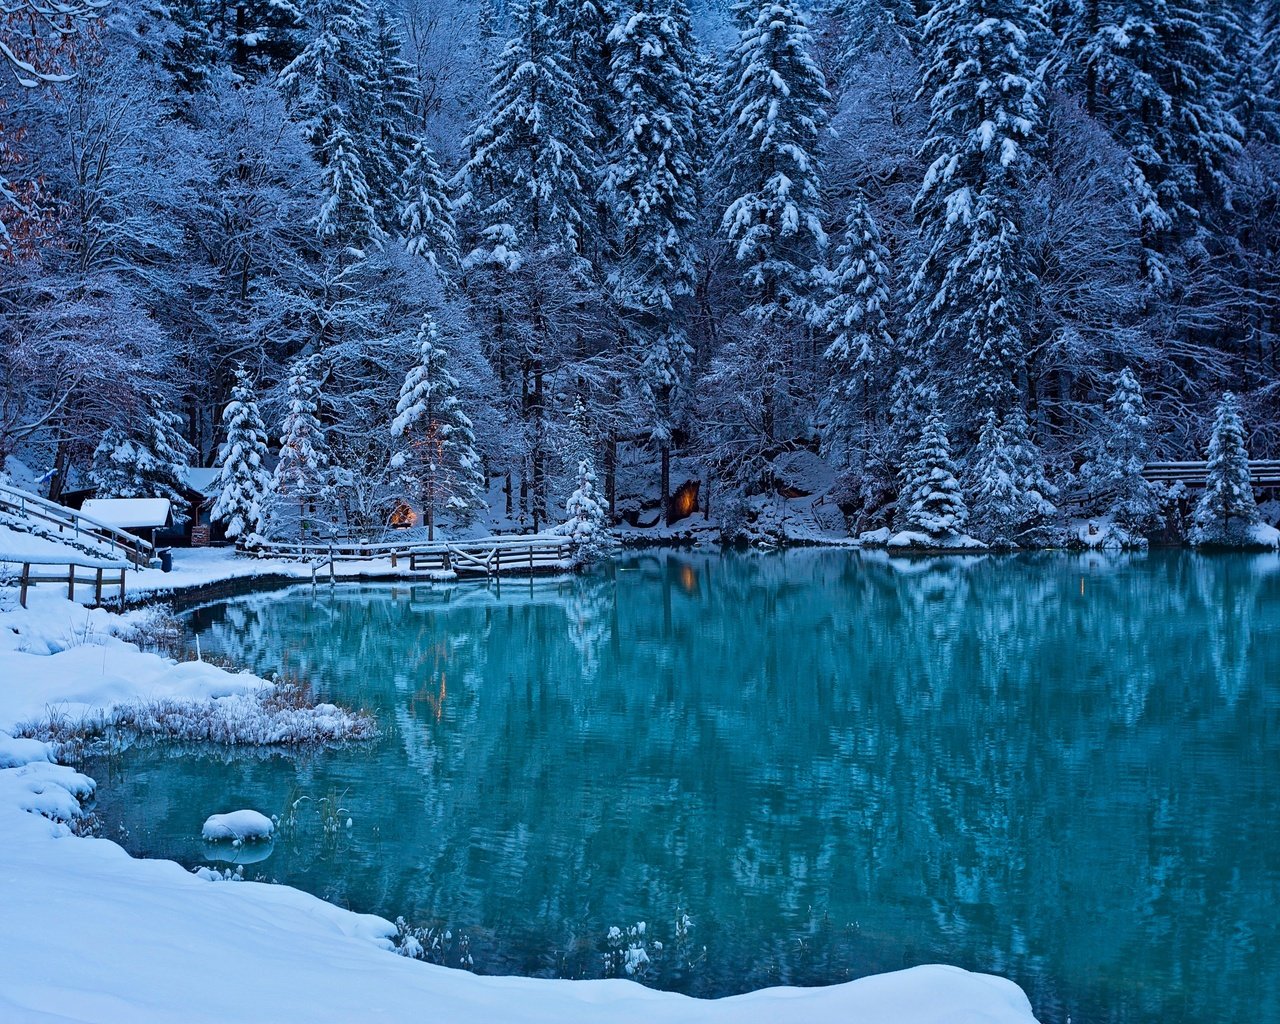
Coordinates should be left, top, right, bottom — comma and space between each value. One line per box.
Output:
1, 0, 1278, 546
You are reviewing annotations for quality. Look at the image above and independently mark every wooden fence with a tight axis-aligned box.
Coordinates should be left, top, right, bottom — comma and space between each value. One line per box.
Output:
3, 555, 131, 609
251, 534, 578, 579
1141, 460, 1280, 487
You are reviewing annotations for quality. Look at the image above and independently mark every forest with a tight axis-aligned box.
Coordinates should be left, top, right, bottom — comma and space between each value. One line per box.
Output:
1, 0, 1277, 547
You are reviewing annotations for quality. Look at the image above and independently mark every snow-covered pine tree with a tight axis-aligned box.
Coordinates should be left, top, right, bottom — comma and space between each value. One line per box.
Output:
266, 357, 333, 540
455, 0, 596, 529
399, 138, 459, 273
564, 457, 608, 563
355, 6, 419, 234
818, 191, 894, 465
896, 404, 969, 540
226, 0, 304, 73
1063, 0, 1242, 285
390, 313, 486, 540
832, 0, 920, 67
88, 397, 197, 524
1079, 367, 1161, 536
719, 0, 829, 322
162, 0, 221, 94
1191, 392, 1260, 546
211, 368, 272, 542
280, 0, 382, 248
967, 405, 1057, 546
456, 0, 596, 262
909, 0, 1044, 416
604, 0, 700, 516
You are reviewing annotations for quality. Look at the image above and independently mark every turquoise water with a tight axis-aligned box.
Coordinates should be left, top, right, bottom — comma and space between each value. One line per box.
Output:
82, 551, 1280, 1023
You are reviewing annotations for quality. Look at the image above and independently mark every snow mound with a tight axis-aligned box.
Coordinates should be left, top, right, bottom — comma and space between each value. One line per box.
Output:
202, 810, 275, 843
885, 531, 986, 551
0, 731, 53, 769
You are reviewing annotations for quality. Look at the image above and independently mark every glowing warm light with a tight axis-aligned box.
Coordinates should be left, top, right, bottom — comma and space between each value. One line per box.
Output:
390, 502, 416, 528
670, 480, 700, 523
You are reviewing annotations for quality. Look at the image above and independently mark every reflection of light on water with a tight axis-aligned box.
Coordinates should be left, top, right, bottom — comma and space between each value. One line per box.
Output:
203, 838, 274, 865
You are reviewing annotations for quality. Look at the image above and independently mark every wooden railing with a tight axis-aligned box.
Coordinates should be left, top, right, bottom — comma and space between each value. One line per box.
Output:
2, 554, 131, 609
251, 534, 578, 578
1141, 461, 1280, 487
0, 483, 155, 568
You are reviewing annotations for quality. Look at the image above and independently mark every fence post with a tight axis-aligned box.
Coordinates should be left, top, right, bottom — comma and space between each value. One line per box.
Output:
20, 563, 30, 608
118, 569, 127, 611
67, 565, 75, 602
95, 567, 104, 606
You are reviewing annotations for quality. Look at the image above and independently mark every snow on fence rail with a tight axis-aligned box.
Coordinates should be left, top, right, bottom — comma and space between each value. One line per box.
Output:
0, 483, 155, 569
1, 553, 131, 609
1141, 460, 1280, 486
249, 534, 578, 578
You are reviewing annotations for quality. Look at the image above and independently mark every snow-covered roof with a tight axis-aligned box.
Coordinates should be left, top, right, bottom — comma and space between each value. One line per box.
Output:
80, 498, 173, 529
182, 467, 222, 498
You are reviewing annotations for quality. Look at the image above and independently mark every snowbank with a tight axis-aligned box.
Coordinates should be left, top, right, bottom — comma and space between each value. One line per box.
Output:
885, 530, 986, 551
202, 809, 275, 842
0, 741, 1039, 1024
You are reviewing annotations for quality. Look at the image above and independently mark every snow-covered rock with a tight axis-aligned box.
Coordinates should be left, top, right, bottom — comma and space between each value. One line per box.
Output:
202, 810, 275, 843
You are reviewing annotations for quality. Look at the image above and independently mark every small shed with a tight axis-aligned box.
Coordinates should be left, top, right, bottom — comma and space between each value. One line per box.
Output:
80, 498, 174, 549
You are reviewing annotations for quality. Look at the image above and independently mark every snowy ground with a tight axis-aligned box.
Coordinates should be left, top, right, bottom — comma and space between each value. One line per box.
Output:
0, 533, 1040, 1024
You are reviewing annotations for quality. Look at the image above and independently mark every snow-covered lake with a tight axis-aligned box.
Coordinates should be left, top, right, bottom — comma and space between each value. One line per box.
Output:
81, 549, 1280, 1024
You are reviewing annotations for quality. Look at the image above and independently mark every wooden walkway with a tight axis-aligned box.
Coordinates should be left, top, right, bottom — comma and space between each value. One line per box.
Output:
1141, 461, 1280, 487
0, 483, 155, 568
250, 535, 578, 579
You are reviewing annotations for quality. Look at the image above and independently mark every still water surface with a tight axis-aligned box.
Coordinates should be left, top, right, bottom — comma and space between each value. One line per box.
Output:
82, 550, 1280, 1024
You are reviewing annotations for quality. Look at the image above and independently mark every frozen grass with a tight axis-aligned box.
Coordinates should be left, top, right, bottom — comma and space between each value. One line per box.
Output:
17, 678, 378, 753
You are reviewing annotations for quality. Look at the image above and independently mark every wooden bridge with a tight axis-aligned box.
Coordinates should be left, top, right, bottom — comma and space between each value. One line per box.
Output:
1141, 461, 1280, 488
249, 535, 579, 580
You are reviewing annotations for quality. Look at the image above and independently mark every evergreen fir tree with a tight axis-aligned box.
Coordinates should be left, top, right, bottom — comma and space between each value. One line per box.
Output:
280, 0, 382, 247
399, 138, 459, 272
909, 0, 1044, 415
897, 404, 969, 539
818, 191, 894, 464
456, 0, 596, 261
162, 0, 221, 94
1079, 367, 1161, 535
719, 0, 830, 321
88, 397, 197, 524
1192, 392, 1260, 546
1065, 0, 1243, 284
604, 0, 700, 515
564, 456, 608, 562
968, 404, 1057, 545
366, 6, 419, 221
455, 0, 596, 530
390, 314, 487, 539
212, 368, 272, 542
226, 0, 304, 74
266, 356, 333, 539
832, 0, 920, 66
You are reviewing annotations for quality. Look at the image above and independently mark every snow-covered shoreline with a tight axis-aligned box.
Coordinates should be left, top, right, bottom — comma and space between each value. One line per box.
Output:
0, 547, 1040, 1024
